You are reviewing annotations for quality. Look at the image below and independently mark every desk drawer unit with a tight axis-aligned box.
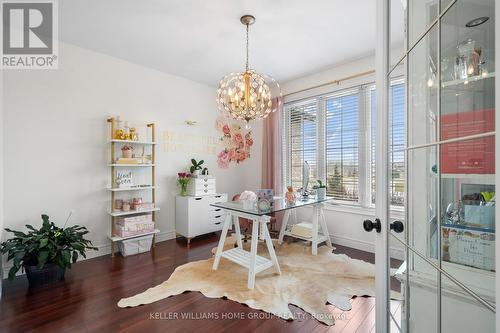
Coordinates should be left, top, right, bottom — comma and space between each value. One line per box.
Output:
175, 193, 228, 242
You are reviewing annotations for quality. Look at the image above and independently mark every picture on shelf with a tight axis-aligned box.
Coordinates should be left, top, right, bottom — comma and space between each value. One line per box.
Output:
116, 170, 134, 188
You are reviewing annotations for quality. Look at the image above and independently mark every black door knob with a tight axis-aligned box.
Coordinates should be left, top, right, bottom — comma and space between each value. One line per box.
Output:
390, 220, 404, 233
363, 218, 381, 233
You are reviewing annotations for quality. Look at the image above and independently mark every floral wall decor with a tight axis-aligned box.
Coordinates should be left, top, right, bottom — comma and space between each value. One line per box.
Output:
215, 117, 254, 169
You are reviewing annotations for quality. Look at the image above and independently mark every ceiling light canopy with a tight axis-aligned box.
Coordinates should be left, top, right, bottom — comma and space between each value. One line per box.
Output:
216, 15, 281, 127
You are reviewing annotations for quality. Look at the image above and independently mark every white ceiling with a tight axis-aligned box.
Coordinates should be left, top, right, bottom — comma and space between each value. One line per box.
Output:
59, 0, 405, 86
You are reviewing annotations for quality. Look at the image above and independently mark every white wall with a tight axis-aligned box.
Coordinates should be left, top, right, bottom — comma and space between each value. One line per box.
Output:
2, 42, 262, 270
281, 52, 405, 260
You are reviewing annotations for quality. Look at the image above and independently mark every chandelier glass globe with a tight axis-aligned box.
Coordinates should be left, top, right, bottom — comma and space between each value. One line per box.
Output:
216, 15, 281, 125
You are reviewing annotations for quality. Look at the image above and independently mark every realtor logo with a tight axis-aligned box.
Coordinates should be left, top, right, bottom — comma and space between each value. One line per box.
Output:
1, 0, 58, 69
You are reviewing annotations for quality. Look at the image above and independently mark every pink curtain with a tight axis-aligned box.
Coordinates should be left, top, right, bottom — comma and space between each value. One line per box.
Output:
261, 97, 284, 195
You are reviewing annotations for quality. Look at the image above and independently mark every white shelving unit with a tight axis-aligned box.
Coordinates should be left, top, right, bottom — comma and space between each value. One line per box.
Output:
108, 229, 160, 242
107, 207, 160, 217
110, 139, 157, 145
106, 117, 159, 257
107, 186, 158, 192
108, 164, 156, 167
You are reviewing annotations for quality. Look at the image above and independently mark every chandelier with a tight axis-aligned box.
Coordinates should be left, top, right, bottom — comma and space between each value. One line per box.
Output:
216, 15, 281, 127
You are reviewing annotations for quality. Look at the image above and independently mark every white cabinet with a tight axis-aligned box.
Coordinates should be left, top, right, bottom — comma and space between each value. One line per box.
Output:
175, 193, 228, 244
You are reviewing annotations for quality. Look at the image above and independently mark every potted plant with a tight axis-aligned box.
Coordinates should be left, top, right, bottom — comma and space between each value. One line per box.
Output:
177, 172, 192, 196
121, 145, 133, 158
0, 214, 97, 287
313, 180, 327, 200
189, 159, 204, 176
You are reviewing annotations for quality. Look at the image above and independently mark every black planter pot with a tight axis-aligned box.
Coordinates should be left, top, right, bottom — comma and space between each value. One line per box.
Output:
25, 263, 65, 288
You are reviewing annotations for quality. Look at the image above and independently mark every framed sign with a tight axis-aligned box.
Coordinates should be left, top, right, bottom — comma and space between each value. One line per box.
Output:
116, 170, 134, 188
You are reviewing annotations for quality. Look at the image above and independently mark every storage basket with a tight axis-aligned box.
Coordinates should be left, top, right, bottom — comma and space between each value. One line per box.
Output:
118, 234, 153, 256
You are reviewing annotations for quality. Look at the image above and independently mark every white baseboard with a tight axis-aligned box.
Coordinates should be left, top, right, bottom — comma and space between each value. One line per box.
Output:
330, 234, 405, 261
2, 230, 177, 279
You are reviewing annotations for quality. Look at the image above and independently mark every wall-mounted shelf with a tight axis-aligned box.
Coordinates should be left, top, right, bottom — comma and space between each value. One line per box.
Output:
441, 72, 495, 88
107, 117, 158, 257
107, 229, 160, 242
108, 207, 160, 217
107, 186, 158, 192
108, 164, 155, 167
441, 173, 495, 183
110, 139, 156, 145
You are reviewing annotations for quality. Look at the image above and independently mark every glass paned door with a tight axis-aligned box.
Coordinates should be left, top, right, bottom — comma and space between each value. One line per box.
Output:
376, 0, 497, 332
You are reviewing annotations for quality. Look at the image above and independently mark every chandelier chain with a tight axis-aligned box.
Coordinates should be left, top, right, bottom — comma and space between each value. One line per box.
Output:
245, 23, 249, 72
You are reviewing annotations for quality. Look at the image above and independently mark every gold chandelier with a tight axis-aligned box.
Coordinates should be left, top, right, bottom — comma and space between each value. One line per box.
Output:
216, 15, 281, 127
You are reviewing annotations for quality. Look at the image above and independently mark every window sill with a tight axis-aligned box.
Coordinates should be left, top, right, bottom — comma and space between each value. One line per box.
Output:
309, 201, 405, 219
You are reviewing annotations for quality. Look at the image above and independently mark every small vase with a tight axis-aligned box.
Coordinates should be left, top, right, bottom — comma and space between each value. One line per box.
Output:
317, 188, 326, 200
180, 183, 188, 196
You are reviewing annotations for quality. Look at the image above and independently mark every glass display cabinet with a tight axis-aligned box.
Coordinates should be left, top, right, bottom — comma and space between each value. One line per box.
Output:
392, 0, 496, 332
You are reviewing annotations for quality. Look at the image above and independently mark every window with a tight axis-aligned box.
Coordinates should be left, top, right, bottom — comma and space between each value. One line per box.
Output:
326, 90, 359, 201
284, 79, 405, 208
286, 100, 318, 190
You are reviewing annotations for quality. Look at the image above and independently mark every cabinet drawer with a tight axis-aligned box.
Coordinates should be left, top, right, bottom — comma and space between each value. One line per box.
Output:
191, 178, 216, 186
209, 215, 225, 225
209, 207, 224, 217
189, 188, 216, 196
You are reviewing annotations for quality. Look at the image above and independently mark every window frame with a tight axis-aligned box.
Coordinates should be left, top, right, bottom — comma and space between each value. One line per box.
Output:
283, 75, 405, 211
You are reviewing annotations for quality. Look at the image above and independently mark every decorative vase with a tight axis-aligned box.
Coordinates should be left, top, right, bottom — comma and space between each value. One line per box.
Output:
180, 183, 188, 196
317, 188, 326, 200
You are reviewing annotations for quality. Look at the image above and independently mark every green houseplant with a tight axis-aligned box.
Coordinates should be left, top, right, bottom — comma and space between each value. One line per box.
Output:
189, 158, 204, 176
0, 214, 97, 287
313, 180, 327, 200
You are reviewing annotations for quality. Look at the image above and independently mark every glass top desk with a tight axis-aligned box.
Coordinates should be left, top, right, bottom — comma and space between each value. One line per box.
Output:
211, 196, 334, 289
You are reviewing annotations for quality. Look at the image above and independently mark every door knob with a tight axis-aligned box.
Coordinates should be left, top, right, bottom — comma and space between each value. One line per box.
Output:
390, 220, 404, 233
363, 218, 381, 233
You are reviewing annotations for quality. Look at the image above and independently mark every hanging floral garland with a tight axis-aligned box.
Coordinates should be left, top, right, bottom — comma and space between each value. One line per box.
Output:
214, 117, 254, 169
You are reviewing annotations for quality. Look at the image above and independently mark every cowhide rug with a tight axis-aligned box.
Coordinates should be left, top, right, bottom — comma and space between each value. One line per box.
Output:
118, 236, 400, 326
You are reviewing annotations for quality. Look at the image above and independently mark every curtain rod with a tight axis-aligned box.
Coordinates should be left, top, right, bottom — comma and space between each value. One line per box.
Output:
283, 69, 375, 97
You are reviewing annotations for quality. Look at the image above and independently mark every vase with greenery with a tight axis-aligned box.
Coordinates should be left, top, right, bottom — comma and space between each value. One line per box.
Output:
177, 172, 192, 196
0, 214, 97, 287
189, 159, 204, 176
313, 180, 327, 200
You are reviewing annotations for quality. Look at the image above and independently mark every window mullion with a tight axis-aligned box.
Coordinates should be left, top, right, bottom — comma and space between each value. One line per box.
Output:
317, 97, 326, 185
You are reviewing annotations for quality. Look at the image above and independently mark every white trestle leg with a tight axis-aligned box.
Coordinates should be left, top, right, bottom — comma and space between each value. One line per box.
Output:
212, 213, 232, 270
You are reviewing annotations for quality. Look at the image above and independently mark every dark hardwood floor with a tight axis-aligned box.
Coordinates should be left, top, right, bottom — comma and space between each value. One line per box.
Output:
0, 233, 402, 333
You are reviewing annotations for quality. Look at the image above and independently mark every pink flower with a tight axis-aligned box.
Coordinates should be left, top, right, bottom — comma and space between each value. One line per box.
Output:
245, 137, 253, 147
222, 124, 230, 135
238, 141, 245, 149
236, 150, 247, 163
233, 133, 243, 144
217, 150, 230, 169
228, 148, 237, 161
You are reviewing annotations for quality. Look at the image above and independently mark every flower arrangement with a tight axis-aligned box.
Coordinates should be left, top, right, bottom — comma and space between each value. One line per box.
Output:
121, 145, 133, 158
215, 117, 254, 169
177, 172, 192, 196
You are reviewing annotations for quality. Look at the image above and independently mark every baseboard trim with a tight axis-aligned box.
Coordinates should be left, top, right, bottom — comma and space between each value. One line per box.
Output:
330, 234, 405, 261
2, 230, 177, 279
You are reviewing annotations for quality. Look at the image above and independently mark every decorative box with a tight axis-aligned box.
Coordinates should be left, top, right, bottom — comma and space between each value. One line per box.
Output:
442, 224, 495, 271
187, 177, 216, 196
116, 213, 152, 226
114, 222, 155, 238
